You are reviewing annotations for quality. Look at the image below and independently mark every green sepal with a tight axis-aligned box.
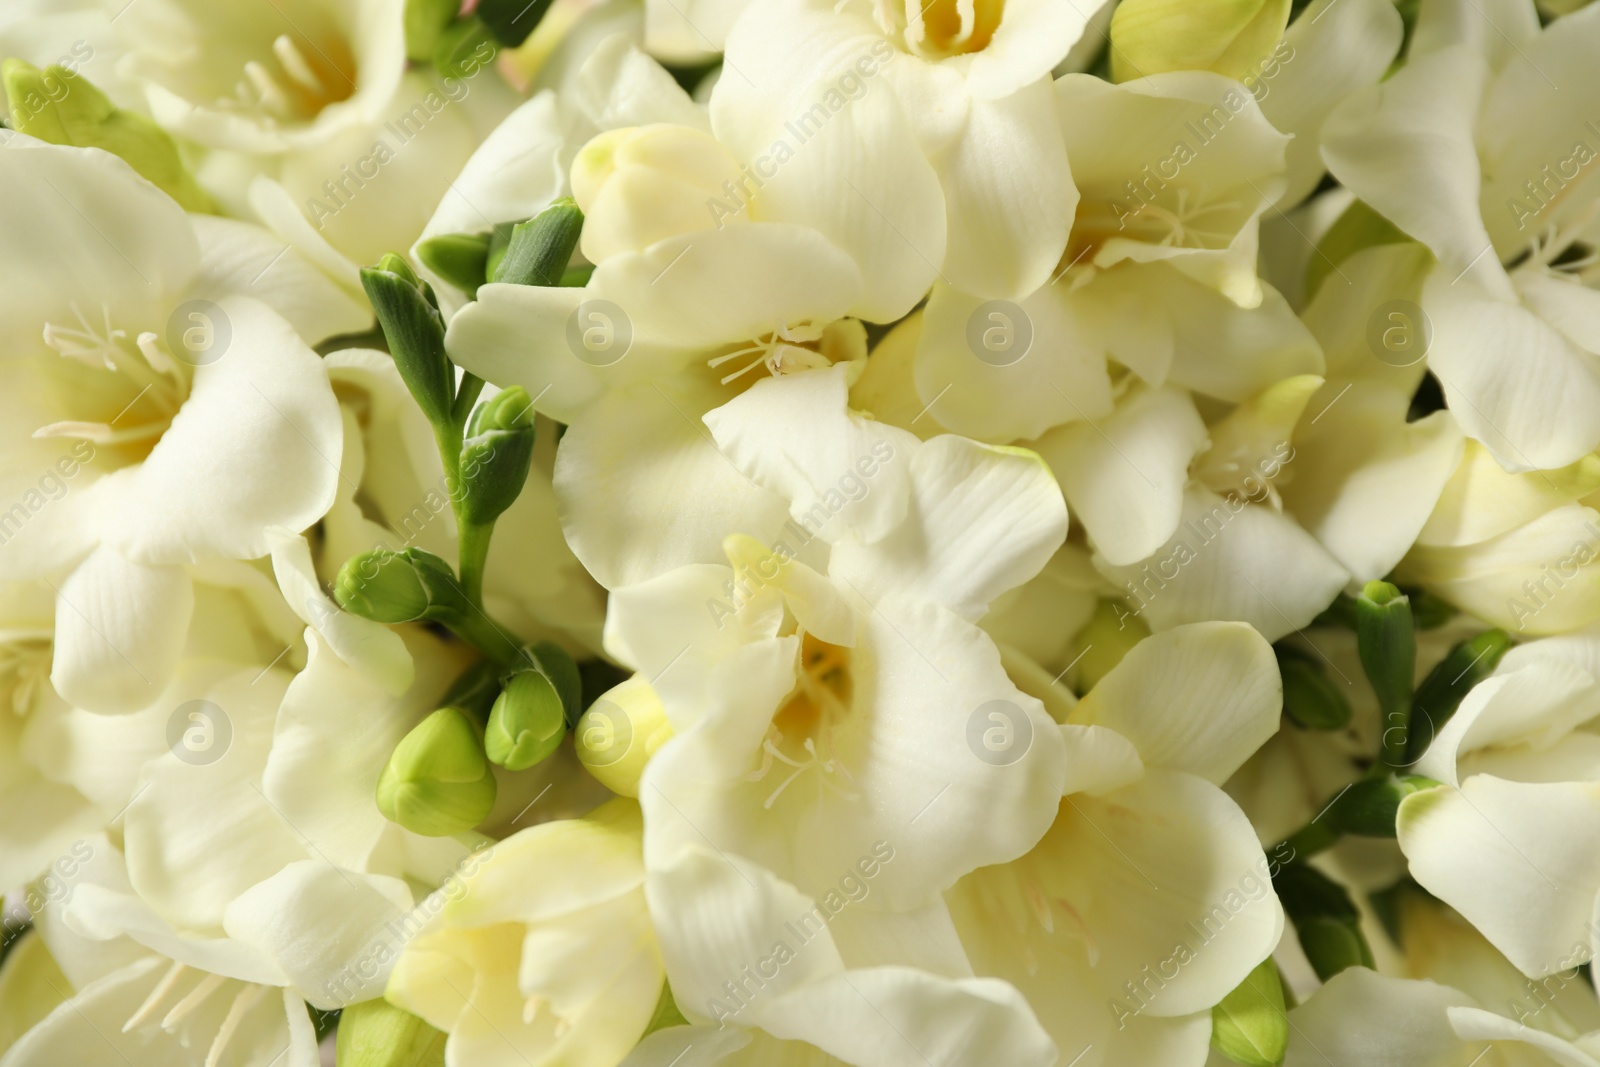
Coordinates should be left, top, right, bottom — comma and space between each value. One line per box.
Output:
335, 999, 447, 1067
1325, 774, 1440, 837
1406, 629, 1512, 762
416, 232, 490, 297
641, 981, 690, 1038
1277, 647, 1351, 731
2, 60, 211, 212
360, 257, 455, 427
1211, 957, 1287, 1066
490, 197, 584, 287
530, 641, 583, 728
1357, 580, 1415, 766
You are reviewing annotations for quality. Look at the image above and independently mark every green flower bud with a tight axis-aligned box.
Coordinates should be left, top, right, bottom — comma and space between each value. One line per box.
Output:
1210, 957, 1287, 1067
1274, 863, 1373, 982
1069, 599, 1151, 693
458, 387, 536, 525
477, 0, 555, 47
405, 0, 460, 63
1326, 774, 1440, 837
1406, 629, 1512, 762
485, 668, 567, 770
491, 198, 584, 287
1357, 580, 1415, 767
1277, 648, 1351, 731
360, 256, 455, 427
2, 60, 211, 212
416, 232, 490, 297
377, 708, 498, 836
434, 17, 497, 80
1109, 0, 1290, 84
335, 999, 447, 1067
334, 547, 462, 624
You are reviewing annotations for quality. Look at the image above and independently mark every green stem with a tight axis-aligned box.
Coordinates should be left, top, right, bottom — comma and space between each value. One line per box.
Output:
452, 372, 485, 427
457, 520, 494, 606
441, 603, 523, 667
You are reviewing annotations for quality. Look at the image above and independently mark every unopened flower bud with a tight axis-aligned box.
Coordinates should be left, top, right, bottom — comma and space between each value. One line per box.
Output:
335, 998, 446, 1067
1277, 648, 1351, 731
416, 232, 490, 297
1210, 957, 1287, 1067
490, 198, 584, 287
485, 668, 566, 771
458, 387, 536, 525
377, 708, 498, 836
1109, 0, 1290, 84
2, 60, 211, 211
1357, 580, 1415, 766
334, 548, 460, 624
360, 255, 454, 427
576, 674, 674, 797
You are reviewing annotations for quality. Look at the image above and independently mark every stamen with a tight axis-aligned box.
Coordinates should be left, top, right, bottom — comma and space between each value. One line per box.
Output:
205, 984, 266, 1067
160, 972, 226, 1031
123, 961, 188, 1032
273, 35, 325, 93
244, 61, 291, 118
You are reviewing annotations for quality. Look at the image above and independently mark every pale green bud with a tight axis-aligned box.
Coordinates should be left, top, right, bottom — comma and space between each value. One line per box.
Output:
1406, 628, 1511, 762
1357, 580, 1414, 766
530, 641, 582, 725
491, 198, 584, 287
416, 232, 490, 297
405, 0, 460, 63
377, 708, 497, 836
1210, 957, 1287, 1067
335, 999, 446, 1067
1109, 0, 1290, 84
458, 387, 535, 525
333, 547, 461, 624
576, 674, 674, 797
2, 60, 211, 212
360, 256, 454, 427
484, 668, 566, 770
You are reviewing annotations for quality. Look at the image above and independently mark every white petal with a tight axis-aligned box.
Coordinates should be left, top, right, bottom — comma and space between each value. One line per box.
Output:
1411, 0, 1541, 67
1074, 622, 1281, 783
50, 546, 193, 714
222, 861, 412, 1008
1034, 386, 1207, 567
759, 968, 1057, 1067
1094, 486, 1349, 642
1399, 776, 1600, 977
1447, 1005, 1600, 1066
102, 298, 344, 564
0, 138, 198, 357
1259, 0, 1404, 208
1282, 381, 1464, 582
933, 79, 1075, 300
1283, 968, 1473, 1067
188, 215, 369, 344
965, 0, 1093, 98
913, 279, 1114, 444
830, 437, 1067, 622
1321, 46, 1509, 295
267, 531, 412, 695
704, 365, 919, 545
555, 381, 794, 589
1423, 269, 1600, 472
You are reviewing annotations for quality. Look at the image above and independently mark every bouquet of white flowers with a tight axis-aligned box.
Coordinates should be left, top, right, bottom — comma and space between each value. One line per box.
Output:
4, 0, 1600, 1063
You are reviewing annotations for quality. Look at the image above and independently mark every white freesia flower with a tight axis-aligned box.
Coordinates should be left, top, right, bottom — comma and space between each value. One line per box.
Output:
605, 370, 1068, 906
710, 0, 1094, 305
1399, 630, 1600, 978
0, 138, 356, 713
1397, 439, 1600, 636
913, 67, 1321, 444
947, 622, 1285, 1067
1321, 0, 1600, 471
1283, 966, 1600, 1066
